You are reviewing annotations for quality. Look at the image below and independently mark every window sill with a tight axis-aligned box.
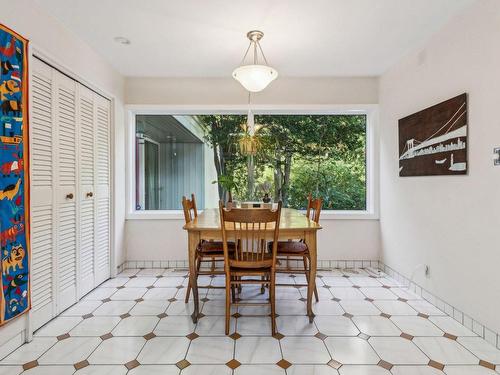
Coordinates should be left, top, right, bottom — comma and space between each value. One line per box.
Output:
126, 210, 379, 221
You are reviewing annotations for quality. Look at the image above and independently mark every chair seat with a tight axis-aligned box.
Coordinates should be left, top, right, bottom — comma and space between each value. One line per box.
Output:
197, 241, 235, 254
272, 241, 309, 254
229, 253, 273, 269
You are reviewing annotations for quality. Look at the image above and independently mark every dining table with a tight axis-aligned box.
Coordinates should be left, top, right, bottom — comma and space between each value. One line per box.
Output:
183, 207, 322, 323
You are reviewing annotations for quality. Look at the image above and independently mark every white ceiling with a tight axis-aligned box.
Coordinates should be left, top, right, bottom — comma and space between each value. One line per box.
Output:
34, 0, 475, 77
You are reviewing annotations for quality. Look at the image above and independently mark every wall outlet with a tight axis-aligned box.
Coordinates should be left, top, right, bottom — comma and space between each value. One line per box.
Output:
424, 265, 431, 278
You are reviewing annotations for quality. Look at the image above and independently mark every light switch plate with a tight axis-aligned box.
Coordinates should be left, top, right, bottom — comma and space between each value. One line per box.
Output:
494, 147, 500, 166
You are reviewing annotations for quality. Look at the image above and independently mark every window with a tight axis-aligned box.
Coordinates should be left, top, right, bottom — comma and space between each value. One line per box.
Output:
130, 110, 373, 215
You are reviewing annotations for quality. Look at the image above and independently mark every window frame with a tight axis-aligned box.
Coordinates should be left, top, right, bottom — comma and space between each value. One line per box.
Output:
125, 105, 379, 221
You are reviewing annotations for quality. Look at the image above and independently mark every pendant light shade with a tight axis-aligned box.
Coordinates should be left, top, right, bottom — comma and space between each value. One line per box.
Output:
233, 64, 278, 92
233, 30, 278, 92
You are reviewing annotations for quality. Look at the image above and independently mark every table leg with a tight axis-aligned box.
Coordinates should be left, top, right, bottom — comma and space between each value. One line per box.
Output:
305, 231, 317, 323
188, 231, 200, 323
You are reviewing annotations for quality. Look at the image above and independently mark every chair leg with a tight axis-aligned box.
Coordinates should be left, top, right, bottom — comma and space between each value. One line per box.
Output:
304, 256, 319, 302
260, 275, 265, 294
225, 272, 231, 335
185, 256, 202, 303
270, 270, 277, 335
231, 276, 236, 303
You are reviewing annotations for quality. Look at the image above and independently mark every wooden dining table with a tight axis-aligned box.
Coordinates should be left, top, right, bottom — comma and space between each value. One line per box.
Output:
183, 207, 322, 323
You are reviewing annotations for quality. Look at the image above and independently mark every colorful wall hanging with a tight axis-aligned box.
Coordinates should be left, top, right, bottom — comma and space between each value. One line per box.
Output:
0, 24, 30, 325
399, 93, 468, 176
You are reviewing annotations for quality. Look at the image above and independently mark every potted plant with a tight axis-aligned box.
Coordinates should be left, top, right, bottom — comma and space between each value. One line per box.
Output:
212, 174, 238, 208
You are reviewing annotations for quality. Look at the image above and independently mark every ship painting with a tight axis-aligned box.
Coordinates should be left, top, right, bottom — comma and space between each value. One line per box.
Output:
399, 93, 467, 176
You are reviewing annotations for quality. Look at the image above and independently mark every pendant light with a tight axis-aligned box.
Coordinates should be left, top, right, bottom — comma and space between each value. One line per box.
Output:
233, 30, 278, 92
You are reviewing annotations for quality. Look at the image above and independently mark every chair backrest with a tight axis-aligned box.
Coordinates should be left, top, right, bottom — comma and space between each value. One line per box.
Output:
306, 193, 323, 224
182, 194, 198, 224
219, 201, 282, 268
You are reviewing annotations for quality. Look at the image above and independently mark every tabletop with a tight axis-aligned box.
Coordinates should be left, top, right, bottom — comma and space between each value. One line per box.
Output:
183, 208, 322, 231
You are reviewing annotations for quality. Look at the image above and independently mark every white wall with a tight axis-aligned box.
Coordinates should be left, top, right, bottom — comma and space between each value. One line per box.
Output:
379, 0, 500, 333
0, 0, 125, 353
125, 76, 381, 263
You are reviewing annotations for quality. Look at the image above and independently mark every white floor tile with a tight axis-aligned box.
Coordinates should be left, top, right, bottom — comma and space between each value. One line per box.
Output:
93, 301, 136, 316
74, 365, 128, 375
0, 337, 56, 364
0, 366, 22, 375
413, 337, 478, 364
237, 317, 273, 335
181, 364, 232, 375
62, 300, 102, 316
349, 277, 382, 287
70, 316, 121, 336
312, 300, 344, 316
351, 316, 401, 336
280, 337, 331, 364
315, 316, 359, 336
391, 365, 443, 375
23, 366, 75, 375
443, 365, 498, 375
234, 365, 285, 375
235, 336, 282, 364
100, 278, 129, 288
88, 337, 145, 364
167, 301, 194, 315
38, 337, 101, 364
112, 316, 159, 336
390, 288, 421, 300
457, 337, 500, 364
277, 316, 318, 336
130, 300, 169, 316
201, 300, 227, 315
195, 316, 235, 336
154, 277, 185, 287
407, 300, 446, 316
85, 288, 117, 300
142, 288, 178, 300
136, 269, 166, 277
275, 287, 303, 300
117, 269, 139, 277
338, 365, 391, 375
340, 300, 380, 316
126, 277, 158, 288
369, 337, 429, 365
330, 287, 366, 300
127, 365, 180, 375
373, 300, 418, 316
322, 277, 353, 287
137, 337, 189, 364
110, 288, 147, 301
390, 316, 444, 336
360, 288, 398, 300
428, 317, 476, 337
276, 300, 309, 315
154, 315, 196, 336
287, 364, 339, 375
35, 316, 83, 336
324, 337, 379, 364
186, 337, 234, 364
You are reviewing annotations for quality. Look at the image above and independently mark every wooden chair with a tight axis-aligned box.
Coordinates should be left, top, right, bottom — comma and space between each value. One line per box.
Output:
273, 194, 322, 301
220, 201, 282, 335
183, 194, 232, 303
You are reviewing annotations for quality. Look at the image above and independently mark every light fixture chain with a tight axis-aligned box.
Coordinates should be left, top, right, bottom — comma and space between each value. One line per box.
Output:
256, 41, 270, 66
239, 41, 253, 66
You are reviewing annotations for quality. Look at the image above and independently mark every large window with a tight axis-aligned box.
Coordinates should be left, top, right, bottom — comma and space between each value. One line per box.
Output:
132, 112, 370, 213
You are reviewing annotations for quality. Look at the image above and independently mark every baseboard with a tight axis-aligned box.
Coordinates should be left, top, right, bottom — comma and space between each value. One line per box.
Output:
379, 261, 500, 350
123, 259, 381, 270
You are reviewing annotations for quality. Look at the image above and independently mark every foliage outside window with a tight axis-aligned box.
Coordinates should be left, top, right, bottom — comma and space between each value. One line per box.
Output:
200, 114, 366, 211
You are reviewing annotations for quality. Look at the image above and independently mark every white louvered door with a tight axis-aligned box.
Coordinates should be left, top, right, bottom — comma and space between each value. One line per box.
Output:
55, 72, 78, 313
30, 59, 56, 330
94, 95, 111, 285
30, 58, 112, 328
78, 86, 96, 296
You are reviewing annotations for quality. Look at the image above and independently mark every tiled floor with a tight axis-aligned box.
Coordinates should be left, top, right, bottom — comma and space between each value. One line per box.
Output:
1, 267, 500, 375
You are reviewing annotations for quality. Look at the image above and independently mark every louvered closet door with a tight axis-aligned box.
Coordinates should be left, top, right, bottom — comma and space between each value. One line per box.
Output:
30, 59, 57, 330
55, 72, 78, 313
94, 95, 111, 285
78, 86, 96, 296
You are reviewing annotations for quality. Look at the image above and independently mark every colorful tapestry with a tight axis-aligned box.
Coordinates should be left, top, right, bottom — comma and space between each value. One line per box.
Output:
0, 24, 30, 325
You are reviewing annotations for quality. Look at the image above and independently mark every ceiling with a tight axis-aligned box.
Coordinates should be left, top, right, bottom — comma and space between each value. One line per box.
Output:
136, 115, 202, 143
35, 0, 475, 77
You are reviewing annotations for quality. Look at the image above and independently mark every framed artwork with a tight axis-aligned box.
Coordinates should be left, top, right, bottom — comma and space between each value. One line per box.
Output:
399, 93, 467, 177
0, 24, 30, 325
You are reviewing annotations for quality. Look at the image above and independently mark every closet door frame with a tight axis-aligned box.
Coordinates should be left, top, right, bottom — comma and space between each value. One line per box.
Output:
27, 49, 116, 336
